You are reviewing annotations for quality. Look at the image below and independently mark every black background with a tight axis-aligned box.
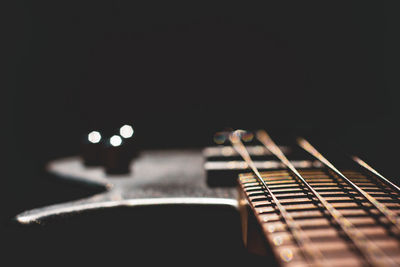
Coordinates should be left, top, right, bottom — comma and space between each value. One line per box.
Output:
4, 1, 400, 264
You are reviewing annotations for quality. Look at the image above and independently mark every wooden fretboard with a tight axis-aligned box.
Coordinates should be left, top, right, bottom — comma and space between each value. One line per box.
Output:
238, 168, 400, 266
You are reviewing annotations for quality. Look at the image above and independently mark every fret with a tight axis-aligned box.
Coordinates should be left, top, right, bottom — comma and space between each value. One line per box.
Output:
300, 226, 388, 239
264, 216, 381, 229
255, 202, 400, 214
254, 200, 400, 211
271, 238, 393, 253
260, 220, 395, 234
246, 188, 399, 204
270, 238, 400, 255
253, 207, 400, 237
245, 183, 392, 196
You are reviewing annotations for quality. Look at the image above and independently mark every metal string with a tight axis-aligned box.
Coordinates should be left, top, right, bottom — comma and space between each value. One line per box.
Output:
256, 130, 396, 266
230, 130, 327, 267
352, 156, 400, 195
298, 138, 400, 235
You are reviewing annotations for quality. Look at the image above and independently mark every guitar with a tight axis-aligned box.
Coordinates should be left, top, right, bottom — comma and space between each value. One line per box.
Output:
14, 129, 400, 266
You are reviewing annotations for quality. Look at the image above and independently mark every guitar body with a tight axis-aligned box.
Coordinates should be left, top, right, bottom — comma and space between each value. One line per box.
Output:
12, 149, 273, 265
17, 150, 238, 223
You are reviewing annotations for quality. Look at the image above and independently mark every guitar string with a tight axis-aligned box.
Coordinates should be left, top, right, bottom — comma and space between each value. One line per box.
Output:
352, 156, 400, 194
256, 130, 396, 267
298, 138, 400, 235
229, 130, 328, 267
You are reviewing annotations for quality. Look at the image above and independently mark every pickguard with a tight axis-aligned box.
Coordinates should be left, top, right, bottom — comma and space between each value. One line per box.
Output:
16, 150, 238, 224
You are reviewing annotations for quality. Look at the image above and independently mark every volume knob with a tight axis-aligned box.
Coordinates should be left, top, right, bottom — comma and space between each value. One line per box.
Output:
81, 131, 103, 166
104, 135, 131, 174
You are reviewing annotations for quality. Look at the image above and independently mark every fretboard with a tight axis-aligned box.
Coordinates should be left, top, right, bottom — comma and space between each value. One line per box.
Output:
238, 168, 400, 266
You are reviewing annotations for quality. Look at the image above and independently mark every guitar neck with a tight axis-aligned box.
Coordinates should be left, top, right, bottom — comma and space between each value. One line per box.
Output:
238, 168, 400, 266
231, 130, 400, 266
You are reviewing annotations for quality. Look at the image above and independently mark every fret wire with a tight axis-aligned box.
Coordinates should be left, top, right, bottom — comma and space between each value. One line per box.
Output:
298, 138, 400, 235
352, 156, 400, 195
319, 167, 392, 232
229, 131, 327, 266
256, 130, 396, 266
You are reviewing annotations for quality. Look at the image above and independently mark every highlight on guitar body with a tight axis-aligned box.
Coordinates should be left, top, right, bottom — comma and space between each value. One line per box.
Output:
14, 127, 400, 266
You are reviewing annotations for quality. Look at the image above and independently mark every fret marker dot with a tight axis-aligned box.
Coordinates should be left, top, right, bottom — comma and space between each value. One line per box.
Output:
268, 225, 275, 233
280, 248, 293, 262
273, 236, 283, 246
